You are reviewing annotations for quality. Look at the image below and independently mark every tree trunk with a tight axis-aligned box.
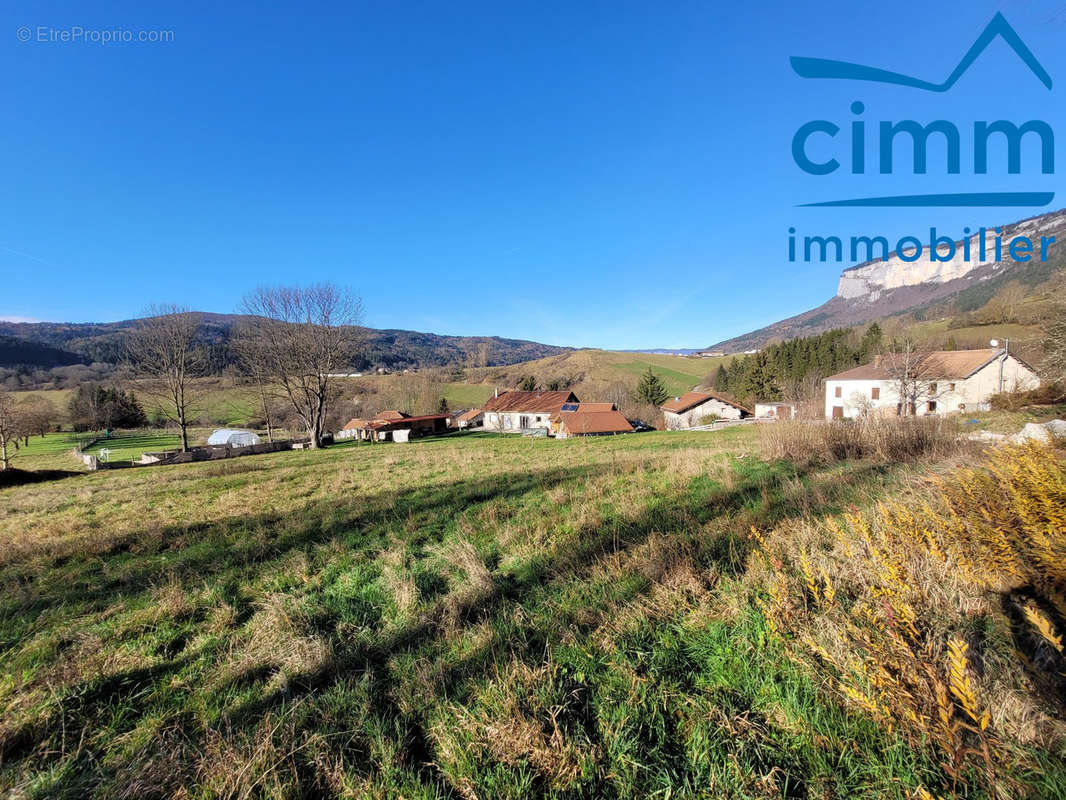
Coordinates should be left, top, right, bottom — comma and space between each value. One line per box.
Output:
0, 434, 8, 470
179, 413, 189, 452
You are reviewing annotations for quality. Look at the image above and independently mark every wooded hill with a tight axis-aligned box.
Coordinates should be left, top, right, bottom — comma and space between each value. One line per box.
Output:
0, 313, 570, 373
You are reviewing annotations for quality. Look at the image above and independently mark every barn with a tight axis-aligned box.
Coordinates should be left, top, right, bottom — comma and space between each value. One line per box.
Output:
660, 391, 751, 430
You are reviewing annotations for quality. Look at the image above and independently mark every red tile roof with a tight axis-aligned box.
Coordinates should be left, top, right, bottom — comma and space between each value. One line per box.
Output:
455, 408, 483, 422
550, 402, 616, 423
559, 410, 634, 436
374, 410, 409, 421
574, 402, 614, 412
482, 390, 578, 413
826, 349, 1007, 381
661, 391, 751, 415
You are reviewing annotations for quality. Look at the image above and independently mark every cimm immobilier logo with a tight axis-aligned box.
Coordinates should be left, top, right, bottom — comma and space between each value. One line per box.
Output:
788, 12, 1056, 266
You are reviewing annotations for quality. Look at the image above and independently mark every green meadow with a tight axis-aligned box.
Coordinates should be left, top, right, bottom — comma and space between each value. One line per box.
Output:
7, 425, 1060, 799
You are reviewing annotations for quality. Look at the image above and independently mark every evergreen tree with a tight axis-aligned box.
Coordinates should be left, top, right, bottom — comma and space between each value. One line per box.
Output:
712, 364, 728, 392
517, 375, 538, 391
68, 384, 147, 432
437, 396, 449, 415
741, 352, 781, 402
635, 367, 669, 406
859, 323, 883, 361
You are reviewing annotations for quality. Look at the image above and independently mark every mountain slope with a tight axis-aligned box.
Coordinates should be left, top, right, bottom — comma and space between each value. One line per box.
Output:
710, 209, 1066, 352
0, 314, 570, 371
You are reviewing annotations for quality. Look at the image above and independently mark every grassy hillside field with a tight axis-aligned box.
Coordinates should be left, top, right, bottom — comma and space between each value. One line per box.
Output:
2, 425, 1064, 798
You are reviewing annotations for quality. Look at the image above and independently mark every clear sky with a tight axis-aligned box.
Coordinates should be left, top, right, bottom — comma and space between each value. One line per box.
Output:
2, 0, 1063, 348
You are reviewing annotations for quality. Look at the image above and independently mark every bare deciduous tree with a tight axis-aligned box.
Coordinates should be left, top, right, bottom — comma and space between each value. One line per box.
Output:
881, 338, 941, 416
1042, 302, 1066, 386
238, 284, 364, 448
17, 396, 57, 441
128, 304, 203, 451
232, 327, 277, 443
0, 390, 22, 470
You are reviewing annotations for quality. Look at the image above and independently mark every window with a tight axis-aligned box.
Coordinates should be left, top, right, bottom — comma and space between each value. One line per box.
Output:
929, 383, 937, 394
871, 387, 880, 400
834, 386, 842, 398
948, 383, 955, 391
927, 400, 937, 413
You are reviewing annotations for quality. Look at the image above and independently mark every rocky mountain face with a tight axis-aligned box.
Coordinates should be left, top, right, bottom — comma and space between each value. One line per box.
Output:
710, 209, 1066, 353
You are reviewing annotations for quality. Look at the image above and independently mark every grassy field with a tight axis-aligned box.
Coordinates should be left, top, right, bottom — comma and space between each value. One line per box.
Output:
3, 424, 1063, 797
6, 430, 209, 473
81, 431, 186, 464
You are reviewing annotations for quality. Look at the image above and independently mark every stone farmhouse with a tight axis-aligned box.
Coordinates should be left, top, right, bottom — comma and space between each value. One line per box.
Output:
660, 391, 752, 430
824, 348, 1039, 420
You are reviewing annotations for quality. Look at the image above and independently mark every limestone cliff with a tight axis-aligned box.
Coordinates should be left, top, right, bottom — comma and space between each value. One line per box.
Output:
708, 208, 1066, 353
836, 211, 1065, 303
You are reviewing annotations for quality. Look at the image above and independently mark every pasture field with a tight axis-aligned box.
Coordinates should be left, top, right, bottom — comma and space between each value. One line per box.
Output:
0, 426, 1063, 798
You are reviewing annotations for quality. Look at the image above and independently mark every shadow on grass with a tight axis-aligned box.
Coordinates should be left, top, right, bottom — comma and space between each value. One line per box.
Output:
0, 468, 84, 488
3, 455, 893, 798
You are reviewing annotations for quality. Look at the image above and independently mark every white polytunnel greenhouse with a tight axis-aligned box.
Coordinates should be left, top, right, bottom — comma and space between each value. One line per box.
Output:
207, 429, 261, 447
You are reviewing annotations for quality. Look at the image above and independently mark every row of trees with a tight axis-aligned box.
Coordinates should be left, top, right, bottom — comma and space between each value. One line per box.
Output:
708, 326, 885, 406
68, 385, 146, 432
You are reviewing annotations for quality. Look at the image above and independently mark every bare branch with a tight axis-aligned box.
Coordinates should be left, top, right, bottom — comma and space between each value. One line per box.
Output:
237, 284, 364, 448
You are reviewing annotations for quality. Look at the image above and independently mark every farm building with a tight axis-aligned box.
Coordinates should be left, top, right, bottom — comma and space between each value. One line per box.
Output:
482, 390, 578, 433
552, 403, 634, 438
824, 348, 1040, 420
207, 429, 261, 447
337, 418, 370, 440
754, 402, 798, 420
450, 408, 484, 430
660, 391, 751, 430
338, 411, 447, 441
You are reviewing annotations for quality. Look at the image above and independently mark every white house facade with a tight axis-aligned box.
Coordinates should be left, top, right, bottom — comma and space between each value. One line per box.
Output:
482, 390, 578, 433
660, 391, 752, 430
824, 348, 1039, 420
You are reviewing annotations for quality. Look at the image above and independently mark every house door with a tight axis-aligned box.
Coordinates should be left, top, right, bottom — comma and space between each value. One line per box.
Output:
832, 406, 844, 419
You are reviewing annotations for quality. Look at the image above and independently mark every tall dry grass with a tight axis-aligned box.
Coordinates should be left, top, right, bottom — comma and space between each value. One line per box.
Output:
750, 442, 1066, 796
759, 416, 961, 464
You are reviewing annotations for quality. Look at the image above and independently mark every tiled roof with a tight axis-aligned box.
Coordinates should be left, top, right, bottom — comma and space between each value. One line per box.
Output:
550, 402, 616, 423
827, 349, 1006, 381
661, 391, 751, 415
374, 410, 409, 421
482, 390, 578, 413
343, 418, 369, 430
559, 410, 634, 435
573, 402, 614, 412
455, 408, 483, 422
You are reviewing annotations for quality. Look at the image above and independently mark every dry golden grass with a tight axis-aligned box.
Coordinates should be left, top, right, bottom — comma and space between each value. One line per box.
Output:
760, 416, 963, 464
751, 442, 1066, 795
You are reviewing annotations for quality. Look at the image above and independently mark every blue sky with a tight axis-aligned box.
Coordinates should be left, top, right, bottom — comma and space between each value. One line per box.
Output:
2, 0, 1063, 348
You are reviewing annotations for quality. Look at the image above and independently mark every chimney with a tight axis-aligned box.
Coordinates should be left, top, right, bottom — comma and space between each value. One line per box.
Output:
494, 387, 499, 398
